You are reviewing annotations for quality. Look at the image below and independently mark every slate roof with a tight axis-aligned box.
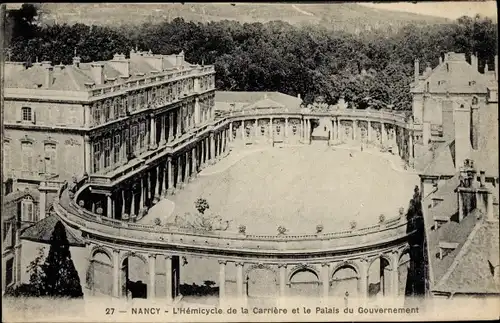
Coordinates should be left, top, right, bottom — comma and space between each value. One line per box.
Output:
215, 91, 303, 111
434, 219, 500, 294
412, 52, 490, 94
424, 169, 500, 296
4, 51, 197, 91
421, 140, 456, 177
20, 214, 86, 247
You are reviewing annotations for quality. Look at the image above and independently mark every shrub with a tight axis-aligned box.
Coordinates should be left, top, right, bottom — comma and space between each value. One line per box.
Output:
350, 221, 357, 229
277, 226, 287, 235
154, 217, 161, 226
238, 225, 246, 234
195, 198, 210, 215
316, 224, 324, 233
379, 214, 386, 223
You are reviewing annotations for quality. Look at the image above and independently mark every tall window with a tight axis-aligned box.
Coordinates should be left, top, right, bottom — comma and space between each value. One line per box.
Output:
123, 129, 129, 160
21, 196, 35, 222
131, 95, 136, 112
93, 142, 101, 172
44, 143, 57, 175
104, 138, 111, 168
114, 134, 121, 164
139, 122, 146, 149
93, 104, 100, 125
131, 125, 138, 154
104, 101, 110, 122
21, 142, 33, 172
113, 99, 119, 119
5, 258, 13, 287
22, 107, 32, 121
4, 141, 11, 177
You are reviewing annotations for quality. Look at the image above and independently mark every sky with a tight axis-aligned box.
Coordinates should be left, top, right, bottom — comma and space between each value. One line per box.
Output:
360, 1, 497, 20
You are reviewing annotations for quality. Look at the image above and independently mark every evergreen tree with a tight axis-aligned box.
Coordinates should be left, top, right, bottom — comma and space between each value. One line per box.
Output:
41, 221, 83, 298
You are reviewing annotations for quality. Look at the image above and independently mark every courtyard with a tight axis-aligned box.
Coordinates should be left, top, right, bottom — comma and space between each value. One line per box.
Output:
147, 145, 419, 235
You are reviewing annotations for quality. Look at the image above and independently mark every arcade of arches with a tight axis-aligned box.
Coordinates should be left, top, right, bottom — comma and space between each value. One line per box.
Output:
63, 109, 416, 305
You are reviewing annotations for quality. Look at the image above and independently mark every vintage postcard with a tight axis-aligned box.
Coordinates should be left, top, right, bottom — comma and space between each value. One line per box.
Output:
1, 2, 498, 322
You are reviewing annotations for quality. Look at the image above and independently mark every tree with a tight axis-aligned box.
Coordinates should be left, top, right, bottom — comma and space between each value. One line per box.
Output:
41, 221, 83, 298
4, 221, 83, 298
194, 198, 210, 215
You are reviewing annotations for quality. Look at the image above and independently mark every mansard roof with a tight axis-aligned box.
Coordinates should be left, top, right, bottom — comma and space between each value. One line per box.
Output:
4, 51, 198, 92
412, 53, 490, 95
215, 91, 303, 111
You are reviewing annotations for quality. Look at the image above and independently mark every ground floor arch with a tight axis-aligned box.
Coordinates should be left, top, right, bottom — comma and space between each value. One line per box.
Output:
288, 267, 321, 297
331, 264, 359, 298
87, 250, 113, 297
368, 256, 391, 298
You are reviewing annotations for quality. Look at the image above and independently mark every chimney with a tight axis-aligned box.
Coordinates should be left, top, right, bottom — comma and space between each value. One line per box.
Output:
414, 59, 420, 82
109, 53, 130, 77
176, 50, 185, 68
43, 61, 53, 88
454, 102, 471, 171
441, 99, 455, 141
91, 63, 105, 85
495, 55, 498, 80
479, 170, 486, 187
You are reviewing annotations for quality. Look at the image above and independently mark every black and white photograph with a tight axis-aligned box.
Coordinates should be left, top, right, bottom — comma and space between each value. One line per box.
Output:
1, 2, 498, 322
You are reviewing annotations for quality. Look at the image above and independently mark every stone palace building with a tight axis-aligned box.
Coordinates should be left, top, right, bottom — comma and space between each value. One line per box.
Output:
2, 50, 498, 303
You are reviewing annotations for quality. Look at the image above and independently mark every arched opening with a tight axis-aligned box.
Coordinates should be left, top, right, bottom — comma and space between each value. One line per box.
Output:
246, 267, 278, 302
331, 265, 359, 298
89, 251, 113, 297
121, 254, 148, 299
289, 268, 320, 297
398, 250, 411, 297
368, 257, 391, 298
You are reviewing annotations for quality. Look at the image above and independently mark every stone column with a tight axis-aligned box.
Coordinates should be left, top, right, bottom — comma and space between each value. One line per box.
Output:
184, 151, 190, 181
149, 115, 157, 149
254, 119, 259, 138
130, 186, 136, 216
215, 133, 220, 159
241, 121, 246, 140
332, 118, 337, 141
167, 157, 173, 194
139, 178, 144, 209
194, 98, 200, 126
408, 131, 414, 164
154, 166, 160, 200
159, 115, 166, 146
165, 256, 173, 303
269, 118, 273, 142
107, 194, 113, 218
177, 156, 183, 187
210, 134, 215, 164
200, 140, 205, 168
219, 260, 227, 304
367, 121, 372, 142
84, 135, 91, 174
337, 119, 342, 141
112, 249, 120, 298
381, 122, 386, 145
322, 263, 330, 299
352, 120, 357, 140
148, 254, 156, 299
284, 118, 289, 142
176, 109, 182, 137
236, 262, 244, 299
358, 258, 369, 300
191, 147, 197, 178
390, 251, 400, 297
121, 190, 126, 216
229, 122, 233, 142
279, 264, 287, 298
